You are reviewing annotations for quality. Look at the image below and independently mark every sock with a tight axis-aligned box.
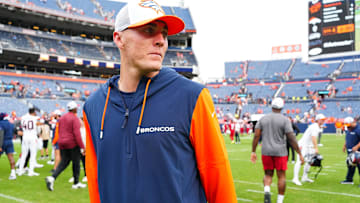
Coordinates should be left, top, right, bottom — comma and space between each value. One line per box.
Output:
277, 194, 284, 203
264, 185, 270, 193
11, 169, 16, 175
302, 163, 310, 180
293, 160, 301, 181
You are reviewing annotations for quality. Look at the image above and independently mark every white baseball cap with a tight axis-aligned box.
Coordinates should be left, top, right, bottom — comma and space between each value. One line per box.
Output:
315, 114, 326, 121
271, 97, 284, 109
54, 110, 62, 116
67, 101, 78, 111
344, 117, 354, 124
114, 0, 185, 35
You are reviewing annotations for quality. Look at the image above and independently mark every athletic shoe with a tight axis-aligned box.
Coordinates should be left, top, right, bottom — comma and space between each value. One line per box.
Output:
264, 192, 271, 203
34, 163, 44, 168
17, 170, 25, 176
291, 160, 295, 164
9, 174, 16, 180
292, 179, 302, 186
82, 176, 87, 182
301, 177, 314, 183
45, 176, 55, 191
28, 171, 40, 176
68, 177, 74, 183
47, 160, 55, 165
72, 182, 87, 189
340, 180, 354, 184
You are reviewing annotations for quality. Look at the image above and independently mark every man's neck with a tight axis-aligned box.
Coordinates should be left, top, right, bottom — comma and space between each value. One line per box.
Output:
119, 66, 159, 92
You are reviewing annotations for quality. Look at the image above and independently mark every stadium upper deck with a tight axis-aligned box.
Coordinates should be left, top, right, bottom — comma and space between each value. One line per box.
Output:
0, 0, 198, 78
0, 0, 196, 33
208, 58, 360, 120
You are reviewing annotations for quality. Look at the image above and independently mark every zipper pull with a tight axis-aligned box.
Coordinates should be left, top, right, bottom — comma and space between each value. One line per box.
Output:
122, 108, 129, 128
100, 130, 103, 140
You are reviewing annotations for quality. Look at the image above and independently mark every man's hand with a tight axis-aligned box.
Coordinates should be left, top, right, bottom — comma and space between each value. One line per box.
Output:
251, 152, 257, 163
352, 146, 358, 152
343, 145, 346, 153
0, 147, 2, 152
81, 148, 86, 156
315, 148, 319, 154
299, 154, 305, 165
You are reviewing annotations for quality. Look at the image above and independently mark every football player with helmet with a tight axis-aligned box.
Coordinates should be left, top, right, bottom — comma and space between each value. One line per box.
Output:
292, 114, 326, 186
341, 117, 360, 185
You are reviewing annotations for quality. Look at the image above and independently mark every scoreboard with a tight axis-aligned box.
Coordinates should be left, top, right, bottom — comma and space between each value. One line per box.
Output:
308, 0, 360, 60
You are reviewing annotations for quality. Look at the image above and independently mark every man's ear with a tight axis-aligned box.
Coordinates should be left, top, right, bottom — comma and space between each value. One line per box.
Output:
113, 31, 124, 49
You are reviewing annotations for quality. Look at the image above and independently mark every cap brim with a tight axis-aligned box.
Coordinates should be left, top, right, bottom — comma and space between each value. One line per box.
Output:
127, 15, 185, 36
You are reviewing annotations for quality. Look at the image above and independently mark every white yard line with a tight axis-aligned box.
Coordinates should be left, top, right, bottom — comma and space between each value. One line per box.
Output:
234, 180, 360, 198
0, 193, 31, 203
246, 189, 272, 194
322, 169, 337, 172
237, 197, 253, 202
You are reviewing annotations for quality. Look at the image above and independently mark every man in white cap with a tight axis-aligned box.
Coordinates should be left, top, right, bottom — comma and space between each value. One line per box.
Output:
83, 0, 237, 202
292, 113, 326, 186
45, 101, 85, 191
340, 117, 360, 185
251, 97, 304, 203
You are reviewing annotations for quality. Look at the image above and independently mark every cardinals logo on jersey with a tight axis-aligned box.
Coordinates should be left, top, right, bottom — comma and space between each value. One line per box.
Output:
139, 0, 165, 15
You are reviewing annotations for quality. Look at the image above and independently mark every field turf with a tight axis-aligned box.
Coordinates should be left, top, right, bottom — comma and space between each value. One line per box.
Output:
0, 133, 359, 202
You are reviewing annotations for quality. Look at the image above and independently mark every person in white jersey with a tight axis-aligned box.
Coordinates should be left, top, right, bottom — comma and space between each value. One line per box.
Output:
292, 114, 326, 185
18, 107, 41, 176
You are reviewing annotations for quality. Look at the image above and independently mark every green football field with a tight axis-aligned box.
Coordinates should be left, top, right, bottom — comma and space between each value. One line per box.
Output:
0, 134, 359, 203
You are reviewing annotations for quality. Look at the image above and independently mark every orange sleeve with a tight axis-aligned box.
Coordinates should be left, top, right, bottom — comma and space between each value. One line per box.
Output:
190, 88, 237, 203
52, 123, 59, 145
83, 112, 100, 203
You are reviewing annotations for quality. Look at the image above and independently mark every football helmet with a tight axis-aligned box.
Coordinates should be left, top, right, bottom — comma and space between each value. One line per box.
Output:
347, 152, 360, 166
309, 154, 323, 167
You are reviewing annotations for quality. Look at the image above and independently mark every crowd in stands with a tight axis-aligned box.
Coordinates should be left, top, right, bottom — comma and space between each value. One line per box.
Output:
5, 0, 196, 30
208, 58, 360, 125
0, 71, 99, 117
0, 26, 197, 66
0, 75, 96, 100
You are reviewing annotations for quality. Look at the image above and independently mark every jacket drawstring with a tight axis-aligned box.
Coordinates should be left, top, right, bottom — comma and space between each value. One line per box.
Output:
100, 78, 151, 139
100, 86, 111, 139
136, 79, 151, 135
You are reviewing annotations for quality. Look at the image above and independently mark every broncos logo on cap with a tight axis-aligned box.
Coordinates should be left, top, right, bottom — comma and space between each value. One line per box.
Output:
139, 0, 165, 15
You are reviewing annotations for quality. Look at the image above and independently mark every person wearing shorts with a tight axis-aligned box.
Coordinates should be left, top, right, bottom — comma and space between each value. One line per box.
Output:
251, 98, 304, 203
0, 113, 16, 180
39, 118, 51, 159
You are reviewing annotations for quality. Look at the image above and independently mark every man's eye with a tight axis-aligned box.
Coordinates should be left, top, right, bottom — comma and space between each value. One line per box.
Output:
144, 27, 155, 34
162, 31, 168, 38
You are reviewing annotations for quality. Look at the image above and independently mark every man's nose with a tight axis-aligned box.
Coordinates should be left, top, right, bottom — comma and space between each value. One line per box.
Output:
154, 32, 166, 47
